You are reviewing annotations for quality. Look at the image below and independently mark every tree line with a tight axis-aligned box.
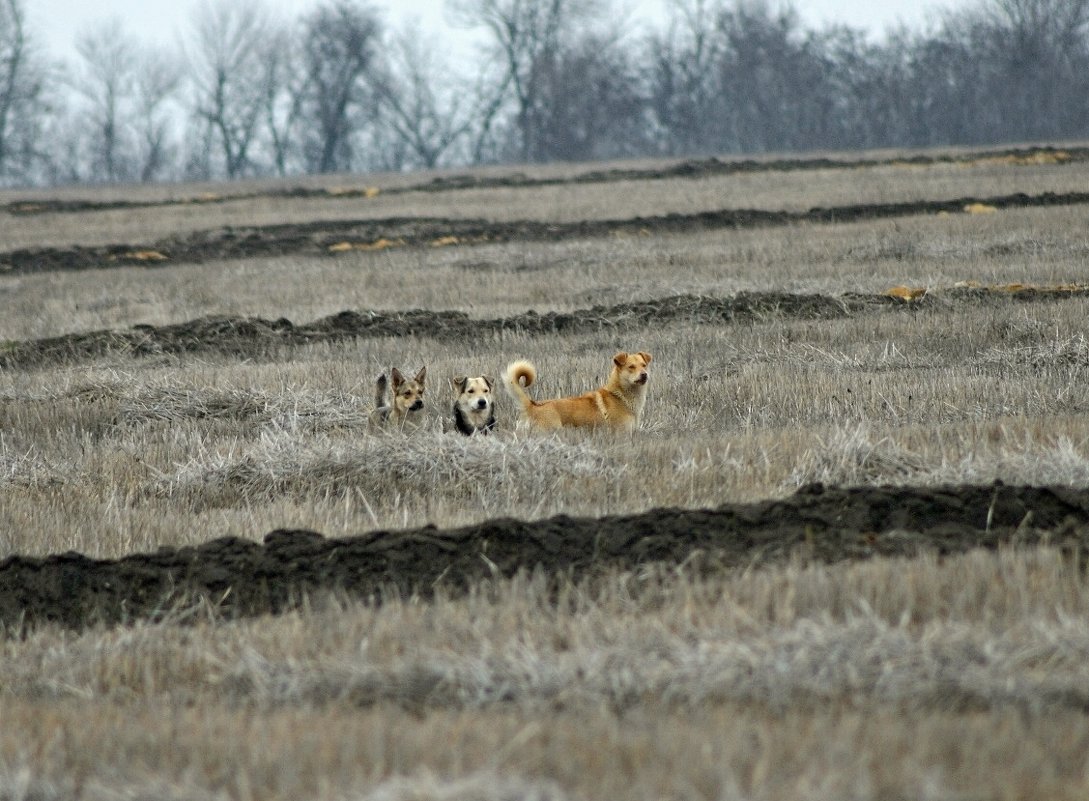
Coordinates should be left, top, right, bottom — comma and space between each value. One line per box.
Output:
1, 0, 1087, 187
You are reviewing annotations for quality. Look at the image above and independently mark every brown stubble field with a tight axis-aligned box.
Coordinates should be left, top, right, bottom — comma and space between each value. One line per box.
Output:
3, 146, 1089, 799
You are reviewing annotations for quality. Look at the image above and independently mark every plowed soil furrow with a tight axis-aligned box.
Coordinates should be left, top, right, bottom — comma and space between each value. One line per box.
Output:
2, 483, 1086, 632
3, 190, 1089, 275
4, 145, 1085, 217
5, 288, 1088, 370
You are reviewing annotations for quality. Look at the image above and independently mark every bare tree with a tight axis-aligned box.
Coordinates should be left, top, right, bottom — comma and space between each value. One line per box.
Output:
72, 21, 138, 182
450, 0, 605, 163
186, 0, 272, 178
372, 26, 479, 169
979, 0, 1089, 137
646, 0, 727, 155
0, 0, 48, 184
298, 0, 381, 173
522, 28, 647, 161
906, 0, 1089, 146
986, 0, 1089, 58
132, 48, 182, 182
712, 4, 825, 152
259, 25, 305, 176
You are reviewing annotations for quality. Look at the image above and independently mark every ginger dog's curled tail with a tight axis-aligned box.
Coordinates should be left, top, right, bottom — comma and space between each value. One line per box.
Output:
504, 359, 537, 412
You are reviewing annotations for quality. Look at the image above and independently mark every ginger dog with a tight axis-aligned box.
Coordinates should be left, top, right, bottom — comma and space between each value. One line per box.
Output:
504, 351, 651, 432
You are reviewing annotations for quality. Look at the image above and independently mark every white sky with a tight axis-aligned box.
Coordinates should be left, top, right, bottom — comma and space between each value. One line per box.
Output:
31, 0, 966, 65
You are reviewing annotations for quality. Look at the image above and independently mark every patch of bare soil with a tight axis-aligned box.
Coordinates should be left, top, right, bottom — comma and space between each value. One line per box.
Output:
4, 190, 1089, 276
2, 482, 1087, 632
4, 145, 1086, 217
5, 287, 1088, 370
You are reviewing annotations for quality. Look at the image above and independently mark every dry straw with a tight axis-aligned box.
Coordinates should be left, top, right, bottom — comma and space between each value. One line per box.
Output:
157, 425, 623, 508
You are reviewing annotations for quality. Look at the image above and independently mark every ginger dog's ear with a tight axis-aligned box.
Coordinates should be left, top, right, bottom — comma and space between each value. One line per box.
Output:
391, 368, 404, 387
613, 352, 629, 367
638, 352, 652, 365
415, 366, 427, 384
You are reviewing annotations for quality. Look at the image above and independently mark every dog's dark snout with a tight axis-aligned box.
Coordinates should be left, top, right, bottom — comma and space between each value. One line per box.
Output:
410, 400, 424, 411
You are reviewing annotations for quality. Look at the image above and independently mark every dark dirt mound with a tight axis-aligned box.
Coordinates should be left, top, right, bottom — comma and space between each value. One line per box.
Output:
0, 292, 904, 369
2, 292, 877, 369
5, 145, 1086, 218
5, 286, 1087, 370
4, 190, 1089, 276
2, 482, 1088, 633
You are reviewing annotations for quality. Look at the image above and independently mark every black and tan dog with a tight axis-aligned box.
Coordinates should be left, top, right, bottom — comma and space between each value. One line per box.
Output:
451, 375, 497, 435
369, 366, 427, 430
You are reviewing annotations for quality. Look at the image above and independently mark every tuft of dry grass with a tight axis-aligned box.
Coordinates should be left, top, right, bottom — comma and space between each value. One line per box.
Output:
157, 426, 623, 517
983, 332, 1089, 369
117, 383, 373, 432
785, 425, 930, 486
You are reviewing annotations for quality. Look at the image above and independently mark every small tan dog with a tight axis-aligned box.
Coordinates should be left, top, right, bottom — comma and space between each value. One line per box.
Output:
451, 375, 497, 435
504, 351, 651, 432
369, 366, 427, 430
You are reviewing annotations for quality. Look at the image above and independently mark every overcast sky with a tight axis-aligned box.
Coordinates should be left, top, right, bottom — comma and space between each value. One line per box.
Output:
31, 0, 967, 65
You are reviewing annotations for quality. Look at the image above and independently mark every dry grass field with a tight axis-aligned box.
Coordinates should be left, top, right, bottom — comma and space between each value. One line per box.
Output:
2, 145, 1089, 799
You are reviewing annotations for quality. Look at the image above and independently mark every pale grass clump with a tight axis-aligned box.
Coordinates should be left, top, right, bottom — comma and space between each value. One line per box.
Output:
785, 425, 930, 487
361, 772, 570, 801
982, 332, 1089, 369
156, 425, 623, 509
204, 607, 1089, 714
0, 447, 67, 490
0, 374, 373, 432
117, 383, 372, 432
0, 765, 220, 801
784, 424, 1089, 489
926, 433, 1089, 486
0, 766, 567, 801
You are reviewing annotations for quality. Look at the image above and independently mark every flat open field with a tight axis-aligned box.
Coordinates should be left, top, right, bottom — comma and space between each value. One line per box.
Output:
3, 144, 1089, 799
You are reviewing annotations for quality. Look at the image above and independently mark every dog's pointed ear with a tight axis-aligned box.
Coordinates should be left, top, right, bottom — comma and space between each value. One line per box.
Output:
638, 352, 652, 365
451, 375, 466, 392
482, 375, 494, 390
613, 352, 629, 367
415, 366, 427, 384
391, 368, 404, 387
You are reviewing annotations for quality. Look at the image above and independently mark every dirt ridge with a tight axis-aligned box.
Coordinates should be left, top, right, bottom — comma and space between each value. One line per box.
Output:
4, 190, 1089, 276
4, 145, 1085, 218
2, 482, 1087, 633
6, 287, 1089, 370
